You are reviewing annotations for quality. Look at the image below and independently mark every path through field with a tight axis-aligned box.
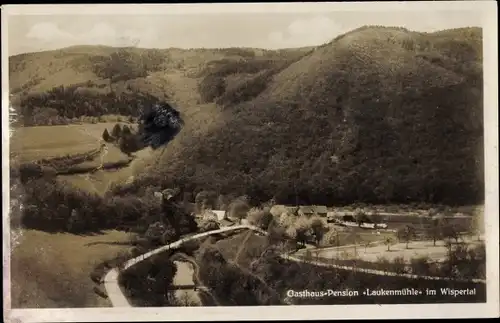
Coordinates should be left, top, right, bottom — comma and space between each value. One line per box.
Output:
55, 123, 154, 195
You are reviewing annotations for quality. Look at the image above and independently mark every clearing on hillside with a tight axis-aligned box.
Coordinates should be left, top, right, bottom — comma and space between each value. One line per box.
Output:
10, 123, 130, 162
10, 125, 100, 162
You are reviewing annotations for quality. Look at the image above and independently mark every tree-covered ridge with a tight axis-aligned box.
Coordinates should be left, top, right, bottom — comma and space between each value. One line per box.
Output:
129, 27, 483, 206
9, 26, 484, 206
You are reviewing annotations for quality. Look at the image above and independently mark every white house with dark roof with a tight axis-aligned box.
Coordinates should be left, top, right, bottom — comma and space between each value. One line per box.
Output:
212, 210, 227, 221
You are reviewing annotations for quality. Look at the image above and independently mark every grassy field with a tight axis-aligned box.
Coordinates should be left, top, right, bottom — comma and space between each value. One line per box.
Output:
305, 234, 483, 263
10, 229, 132, 308
11, 122, 148, 195
58, 172, 119, 196
58, 146, 154, 195
212, 231, 269, 269
322, 227, 396, 247
10, 123, 130, 162
10, 125, 100, 162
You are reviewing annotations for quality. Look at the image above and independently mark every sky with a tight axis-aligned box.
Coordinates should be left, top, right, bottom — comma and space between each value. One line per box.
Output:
6, 5, 484, 56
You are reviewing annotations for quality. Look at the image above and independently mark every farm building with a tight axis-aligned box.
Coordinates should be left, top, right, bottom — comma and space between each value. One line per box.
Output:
212, 210, 227, 221
200, 209, 235, 227
298, 205, 328, 217
327, 211, 343, 219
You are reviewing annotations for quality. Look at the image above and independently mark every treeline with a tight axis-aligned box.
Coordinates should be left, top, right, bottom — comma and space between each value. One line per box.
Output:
89, 48, 166, 89
212, 47, 257, 58
197, 58, 276, 104
256, 256, 485, 305
310, 242, 486, 281
197, 245, 282, 305
25, 148, 101, 170
102, 123, 144, 156
13, 47, 168, 126
119, 252, 178, 307
215, 68, 278, 107
198, 58, 277, 78
198, 56, 304, 105
17, 85, 161, 126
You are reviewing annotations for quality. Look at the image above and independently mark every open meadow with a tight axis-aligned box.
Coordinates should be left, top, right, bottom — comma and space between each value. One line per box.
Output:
10, 229, 133, 308
57, 146, 154, 195
10, 123, 129, 162
10, 125, 101, 162
11, 122, 154, 195
305, 235, 484, 263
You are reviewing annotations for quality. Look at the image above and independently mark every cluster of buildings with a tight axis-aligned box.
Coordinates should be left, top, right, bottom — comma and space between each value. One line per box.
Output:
190, 202, 391, 230
194, 208, 246, 227
194, 205, 332, 228
269, 205, 329, 218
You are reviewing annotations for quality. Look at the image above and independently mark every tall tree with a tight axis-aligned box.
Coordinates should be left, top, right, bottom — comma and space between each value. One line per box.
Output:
397, 225, 416, 249
430, 217, 443, 246
111, 123, 122, 138
309, 217, 326, 246
227, 197, 250, 224
102, 128, 111, 142
119, 134, 140, 157
121, 124, 132, 136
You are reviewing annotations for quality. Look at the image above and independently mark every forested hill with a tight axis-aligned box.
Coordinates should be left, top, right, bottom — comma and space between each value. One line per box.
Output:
130, 26, 484, 206
10, 26, 484, 206
9, 45, 311, 125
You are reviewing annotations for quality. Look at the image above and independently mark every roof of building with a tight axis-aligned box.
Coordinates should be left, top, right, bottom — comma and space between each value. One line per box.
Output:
270, 205, 299, 216
212, 210, 226, 221
314, 205, 328, 213
201, 210, 217, 219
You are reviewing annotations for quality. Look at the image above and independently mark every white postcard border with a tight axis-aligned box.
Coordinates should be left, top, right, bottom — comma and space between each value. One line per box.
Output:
2, 2, 498, 322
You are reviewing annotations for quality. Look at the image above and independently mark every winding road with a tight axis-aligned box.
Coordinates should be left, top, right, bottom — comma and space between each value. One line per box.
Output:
103, 224, 485, 307
103, 225, 267, 307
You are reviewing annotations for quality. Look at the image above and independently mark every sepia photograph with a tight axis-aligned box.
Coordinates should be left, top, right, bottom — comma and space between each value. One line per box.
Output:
2, 2, 499, 322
